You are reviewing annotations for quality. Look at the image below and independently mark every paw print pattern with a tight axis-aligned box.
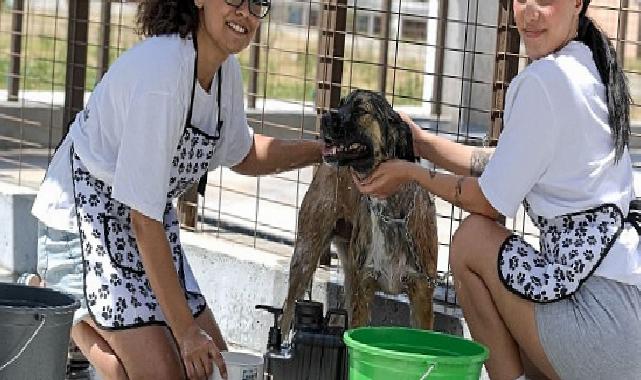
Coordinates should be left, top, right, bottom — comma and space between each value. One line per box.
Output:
101, 306, 113, 321
70, 120, 213, 328
86, 292, 97, 307
499, 203, 623, 303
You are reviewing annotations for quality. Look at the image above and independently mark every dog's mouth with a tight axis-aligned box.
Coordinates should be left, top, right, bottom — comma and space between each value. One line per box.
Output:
323, 141, 368, 160
322, 139, 371, 167
320, 107, 377, 172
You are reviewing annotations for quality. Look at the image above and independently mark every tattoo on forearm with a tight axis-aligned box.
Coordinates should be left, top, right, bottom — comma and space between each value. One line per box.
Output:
470, 148, 493, 177
454, 176, 465, 207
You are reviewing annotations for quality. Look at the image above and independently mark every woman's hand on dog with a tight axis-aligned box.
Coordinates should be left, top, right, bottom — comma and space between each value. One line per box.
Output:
352, 160, 419, 199
398, 111, 424, 157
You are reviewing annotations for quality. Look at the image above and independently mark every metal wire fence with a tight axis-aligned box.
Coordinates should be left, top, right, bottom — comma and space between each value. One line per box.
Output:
0, 0, 639, 307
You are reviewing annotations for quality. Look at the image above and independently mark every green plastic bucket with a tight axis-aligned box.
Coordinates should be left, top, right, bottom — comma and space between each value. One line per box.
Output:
344, 327, 488, 380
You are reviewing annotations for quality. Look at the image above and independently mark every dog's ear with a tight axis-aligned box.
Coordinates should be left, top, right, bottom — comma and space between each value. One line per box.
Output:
387, 109, 403, 125
341, 88, 364, 108
389, 110, 416, 162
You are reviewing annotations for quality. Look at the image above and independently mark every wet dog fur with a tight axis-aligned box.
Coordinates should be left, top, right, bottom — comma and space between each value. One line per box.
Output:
282, 90, 439, 332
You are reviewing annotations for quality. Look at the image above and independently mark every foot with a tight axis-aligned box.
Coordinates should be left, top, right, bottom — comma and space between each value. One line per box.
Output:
16, 273, 42, 287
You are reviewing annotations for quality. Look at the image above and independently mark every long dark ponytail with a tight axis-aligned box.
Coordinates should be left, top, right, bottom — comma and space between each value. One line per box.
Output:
575, 0, 631, 162
136, 0, 200, 38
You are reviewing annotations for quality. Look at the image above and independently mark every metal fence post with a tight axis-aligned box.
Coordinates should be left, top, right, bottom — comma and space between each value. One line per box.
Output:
64, 0, 89, 132
490, 0, 520, 145
316, 0, 347, 113
431, 0, 448, 116
97, 0, 112, 82
248, 24, 261, 109
7, 0, 24, 101
638, 4, 641, 59
315, 0, 347, 265
490, 0, 520, 228
379, 0, 392, 95
616, 0, 629, 65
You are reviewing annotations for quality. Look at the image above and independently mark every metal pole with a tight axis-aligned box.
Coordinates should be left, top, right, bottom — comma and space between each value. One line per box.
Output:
638, 3, 641, 59
379, 0, 392, 95
489, 0, 520, 145
638, 1, 641, 59
315, 0, 347, 266
431, 0, 448, 116
64, 0, 89, 132
316, 0, 347, 112
7, 0, 24, 101
248, 24, 262, 109
616, 0, 629, 65
97, 0, 112, 81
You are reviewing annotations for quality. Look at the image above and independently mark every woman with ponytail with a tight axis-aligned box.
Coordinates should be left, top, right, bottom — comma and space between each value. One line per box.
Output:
29, 1, 323, 379
354, 0, 641, 378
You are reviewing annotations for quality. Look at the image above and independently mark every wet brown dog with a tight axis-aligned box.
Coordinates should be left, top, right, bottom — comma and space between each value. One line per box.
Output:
281, 90, 438, 332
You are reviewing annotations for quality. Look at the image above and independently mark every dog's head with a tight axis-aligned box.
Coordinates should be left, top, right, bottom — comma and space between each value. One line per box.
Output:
321, 89, 416, 176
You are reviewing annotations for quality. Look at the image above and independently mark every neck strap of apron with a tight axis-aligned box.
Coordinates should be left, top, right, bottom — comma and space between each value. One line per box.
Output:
190, 34, 223, 197
187, 33, 223, 131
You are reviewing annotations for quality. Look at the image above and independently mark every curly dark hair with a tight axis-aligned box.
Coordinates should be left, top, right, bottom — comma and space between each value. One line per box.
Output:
136, 0, 200, 38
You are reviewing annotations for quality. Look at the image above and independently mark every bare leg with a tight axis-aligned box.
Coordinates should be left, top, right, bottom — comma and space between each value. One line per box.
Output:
26, 276, 126, 378
74, 307, 225, 380
453, 260, 524, 379
450, 215, 559, 380
521, 349, 552, 380
71, 320, 128, 380
84, 319, 185, 380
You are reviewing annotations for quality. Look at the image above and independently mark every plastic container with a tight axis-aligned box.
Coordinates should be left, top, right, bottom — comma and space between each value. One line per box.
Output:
0, 283, 79, 380
344, 327, 488, 380
211, 351, 264, 380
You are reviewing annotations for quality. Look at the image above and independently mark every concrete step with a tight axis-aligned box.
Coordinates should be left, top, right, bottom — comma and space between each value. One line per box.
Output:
0, 265, 13, 283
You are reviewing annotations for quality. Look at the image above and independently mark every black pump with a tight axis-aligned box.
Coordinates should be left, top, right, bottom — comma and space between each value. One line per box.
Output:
255, 305, 283, 351
256, 301, 349, 380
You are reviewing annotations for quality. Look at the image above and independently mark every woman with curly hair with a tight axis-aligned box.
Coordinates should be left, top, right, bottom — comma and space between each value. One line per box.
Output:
29, 1, 322, 379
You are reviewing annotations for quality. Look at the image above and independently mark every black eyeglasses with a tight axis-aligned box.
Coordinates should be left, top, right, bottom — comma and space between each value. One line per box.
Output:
224, 0, 271, 19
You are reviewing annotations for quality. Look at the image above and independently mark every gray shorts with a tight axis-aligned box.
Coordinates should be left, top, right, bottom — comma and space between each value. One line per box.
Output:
37, 223, 89, 325
535, 275, 641, 380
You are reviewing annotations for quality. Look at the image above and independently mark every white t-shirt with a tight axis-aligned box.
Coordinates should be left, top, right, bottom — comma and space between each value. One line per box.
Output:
32, 35, 254, 230
479, 41, 640, 287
